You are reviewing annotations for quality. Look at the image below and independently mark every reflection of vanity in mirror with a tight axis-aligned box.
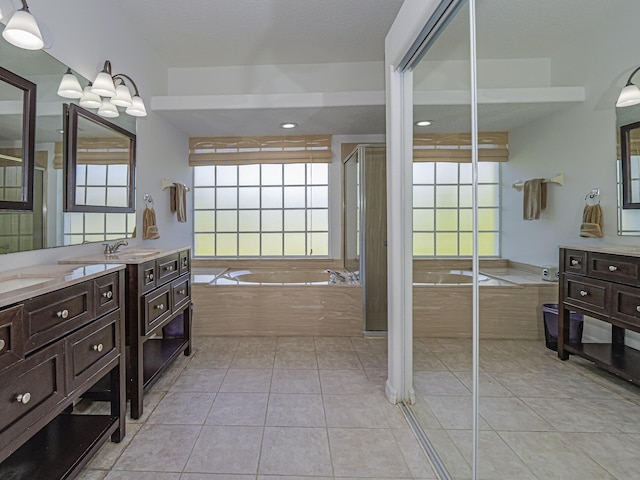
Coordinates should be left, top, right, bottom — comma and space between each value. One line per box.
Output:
0, 26, 136, 254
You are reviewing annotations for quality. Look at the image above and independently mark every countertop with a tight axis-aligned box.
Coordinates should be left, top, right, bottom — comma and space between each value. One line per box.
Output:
59, 246, 190, 265
480, 267, 556, 286
0, 263, 125, 308
560, 244, 640, 257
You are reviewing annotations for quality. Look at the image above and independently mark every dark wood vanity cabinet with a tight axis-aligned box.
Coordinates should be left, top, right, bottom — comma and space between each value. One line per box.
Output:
0, 269, 126, 480
125, 248, 192, 419
559, 247, 640, 384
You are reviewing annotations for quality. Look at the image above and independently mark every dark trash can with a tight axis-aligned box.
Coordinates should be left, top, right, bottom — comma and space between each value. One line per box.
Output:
542, 303, 583, 351
162, 312, 184, 339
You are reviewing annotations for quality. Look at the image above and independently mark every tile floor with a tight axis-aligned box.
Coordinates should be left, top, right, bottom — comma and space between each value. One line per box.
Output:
411, 338, 640, 480
77, 336, 437, 480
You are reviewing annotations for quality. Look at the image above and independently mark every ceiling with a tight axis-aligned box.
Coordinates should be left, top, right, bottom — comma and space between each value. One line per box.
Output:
89, 1, 630, 137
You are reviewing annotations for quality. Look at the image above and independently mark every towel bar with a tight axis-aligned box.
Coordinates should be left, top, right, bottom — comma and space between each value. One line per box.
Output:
512, 173, 564, 191
161, 178, 190, 192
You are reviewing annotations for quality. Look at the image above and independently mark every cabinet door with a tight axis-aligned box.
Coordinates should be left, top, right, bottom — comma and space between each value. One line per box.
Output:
139, 260, 157, 295
0, 342, 65, 455
611, 284, 640, 332
0, 304, 24, 372
171, 277, 190, 311
179, 250, 190, 275
23, 282, 93, 354
156, 253, 180, 286
564, 273, 610, 317
142, 284, 172, 336
65, 310, 121, 394
94, 272, 120, 318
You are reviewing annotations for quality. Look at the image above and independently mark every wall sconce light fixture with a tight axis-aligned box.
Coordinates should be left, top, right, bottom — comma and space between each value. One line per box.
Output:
1, 0, 44, 50
617, 66, 640, 108
57, 60, 147, 118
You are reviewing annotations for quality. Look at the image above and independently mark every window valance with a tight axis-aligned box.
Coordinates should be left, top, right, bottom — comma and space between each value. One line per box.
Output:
413, 132, 508, 162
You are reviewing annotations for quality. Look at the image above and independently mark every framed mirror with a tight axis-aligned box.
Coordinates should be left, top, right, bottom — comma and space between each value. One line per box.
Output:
0, 65, 36, 211
64, 104, 136, 213
620, 120, 640, 209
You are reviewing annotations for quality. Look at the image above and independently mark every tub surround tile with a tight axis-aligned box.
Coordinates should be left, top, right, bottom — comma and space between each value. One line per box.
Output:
114, 424, 201, 472
265, 393, 325, 427
220, 369, 272, 393
270, 368, 321, 393
185, 426, 263, 474
328, 428, 412, 478
259, 427, 333, 476
206, 393, 269, 426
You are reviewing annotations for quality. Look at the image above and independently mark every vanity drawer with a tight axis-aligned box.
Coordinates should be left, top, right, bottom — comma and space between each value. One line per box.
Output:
611, 284, 640, 332
179, 250, 190, 275
563, 249, 587, 275
587, 252, 640, 285
140, 260, 157, 295
0, 342, 65, 452
23, 282, 93, 354
94, 272, 120, 318
142, 284, 172, 336
157, 253, 180, 285
0, 305, 24, 372
65, 310, 120, 394
172, 277, 190, 310
564, 274, 610, 316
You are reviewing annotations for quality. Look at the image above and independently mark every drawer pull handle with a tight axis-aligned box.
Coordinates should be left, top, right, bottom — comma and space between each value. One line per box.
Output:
102, 290, 113, 299
146, 273, 154, 281
16, 393, 31, 405
0, 339, 5, 351
154, 303, 165, 310
57, 309, 69, 319
93, 343, 104, 352
178, 289, 186, 295
164, 265, 174, 271
580, 290, 588, 297
609, 265, 618, 272
636, 306, 640, 313
571, 259, 580, 266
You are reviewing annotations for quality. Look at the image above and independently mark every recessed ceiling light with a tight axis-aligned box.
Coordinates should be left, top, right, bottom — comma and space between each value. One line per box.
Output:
280, 122, 297, 129
415, 120, 433, 127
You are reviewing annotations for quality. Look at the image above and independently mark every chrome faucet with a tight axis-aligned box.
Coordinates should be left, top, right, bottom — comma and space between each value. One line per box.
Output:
324, 269, 346, 282
103, 239, 128, 255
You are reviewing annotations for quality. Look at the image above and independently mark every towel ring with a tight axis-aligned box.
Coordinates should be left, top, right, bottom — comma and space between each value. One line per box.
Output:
584, 188, 600, 205
143, 193, 154, 208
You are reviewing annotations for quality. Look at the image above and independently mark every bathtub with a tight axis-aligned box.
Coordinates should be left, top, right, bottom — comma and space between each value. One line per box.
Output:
413, 268, 557, 339
413, 270, 489, 285
191, 268, 363, 336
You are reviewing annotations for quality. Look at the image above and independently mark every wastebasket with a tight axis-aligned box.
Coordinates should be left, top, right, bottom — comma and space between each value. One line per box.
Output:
542, 303, 583, 351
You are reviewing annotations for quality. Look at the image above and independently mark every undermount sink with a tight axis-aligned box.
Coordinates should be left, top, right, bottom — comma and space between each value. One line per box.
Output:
0, 275, 58, 295
107, 249, 162, 260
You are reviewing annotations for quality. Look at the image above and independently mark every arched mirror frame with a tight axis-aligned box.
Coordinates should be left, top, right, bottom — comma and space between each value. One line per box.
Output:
0, 66, 36, 211
64, 103, 136, 213
620, 120, 640, 209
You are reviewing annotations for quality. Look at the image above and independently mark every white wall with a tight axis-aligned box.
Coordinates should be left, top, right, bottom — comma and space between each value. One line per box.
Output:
1, 0, 189, 270
500, 4, 640, 266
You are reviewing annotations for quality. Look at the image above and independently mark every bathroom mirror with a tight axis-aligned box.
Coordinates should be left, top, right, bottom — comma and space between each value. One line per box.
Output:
64, 104, 136, 213
620, 120, 640, 209
0, 65, 36, 211
0, 22, 136, 254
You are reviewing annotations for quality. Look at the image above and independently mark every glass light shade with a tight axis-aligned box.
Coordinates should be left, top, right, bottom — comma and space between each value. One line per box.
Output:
57, 71, 84, 99
616, 84, 640, 107
91, 71, 116, 97
79, 86, 102, 109
97, 99, 119, 118
126, 95, 147, 117
0, 7, 4, 20
111, 84, 133, 107
2, 9, 44, 50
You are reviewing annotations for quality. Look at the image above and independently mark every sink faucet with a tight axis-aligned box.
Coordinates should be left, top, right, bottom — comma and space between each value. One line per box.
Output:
103, 239, 128, 255
324, 269, 346, 282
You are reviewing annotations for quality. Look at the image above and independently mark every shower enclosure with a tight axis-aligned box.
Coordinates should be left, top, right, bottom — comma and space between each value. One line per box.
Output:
343, 144, 387, 332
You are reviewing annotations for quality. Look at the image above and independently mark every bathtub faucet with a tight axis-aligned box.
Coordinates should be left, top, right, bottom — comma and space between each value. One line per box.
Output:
324, 269, 346, 282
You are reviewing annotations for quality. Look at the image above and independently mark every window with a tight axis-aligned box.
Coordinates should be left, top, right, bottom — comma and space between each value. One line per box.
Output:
193, 163, 329, 257
413, 162, 500, 256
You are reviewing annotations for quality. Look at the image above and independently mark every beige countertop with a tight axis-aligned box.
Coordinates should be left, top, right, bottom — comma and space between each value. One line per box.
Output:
560, 244, 640, 257
59, 246, 190, 265
481, 267, 556, 286
0, 263, 125, 308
